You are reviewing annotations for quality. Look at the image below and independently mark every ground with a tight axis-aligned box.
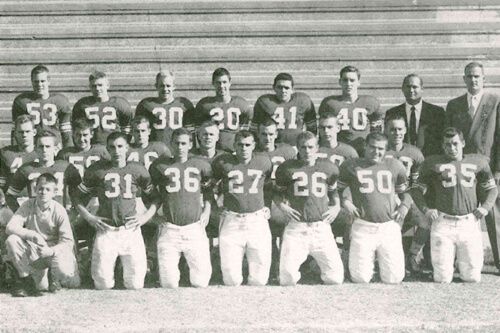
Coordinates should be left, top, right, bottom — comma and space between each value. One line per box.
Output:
0, 266, 499, 333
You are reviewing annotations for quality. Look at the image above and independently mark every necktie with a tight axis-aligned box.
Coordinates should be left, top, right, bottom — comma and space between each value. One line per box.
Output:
469, 96, 477, 118
409, 106, 417, 145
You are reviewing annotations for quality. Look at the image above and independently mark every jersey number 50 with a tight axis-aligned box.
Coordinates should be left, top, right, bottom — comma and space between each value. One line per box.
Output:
357, 170, 393, 194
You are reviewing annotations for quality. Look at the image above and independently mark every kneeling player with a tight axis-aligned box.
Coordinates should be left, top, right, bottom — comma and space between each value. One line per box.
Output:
150, 128, 213, 288
5, 174, 80, 297
274, 132, 344, 285
72, 132, 158, 290
338, 132, 411, 284
413, 128, 497, 283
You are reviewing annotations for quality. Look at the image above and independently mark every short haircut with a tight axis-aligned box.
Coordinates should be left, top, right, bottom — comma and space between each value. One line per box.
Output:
132, 115, 151, 128
106, 131, 128, 145
36, 173, 57, 186
257, 116, 278, 129
72, 117, 94, 132
197, 120, 219, 133
366, 132, 388, 145
442, 127, 464, 142
31, 64, 49, 79
89, 71, 107, 82
402, 73, 423, 87
155, 70, 175, 84
36, 129, 58, 145
384, 113, 407, 126
464, 62, 484, 75
171, 128, 192, 142
319, 111, 338, 121
273, 72, 294, 87
296, 131, 317, 146
340, 65, 361, 80
235, 130, 255, 143
14, 115, 34, 130
212, 67, 231, 82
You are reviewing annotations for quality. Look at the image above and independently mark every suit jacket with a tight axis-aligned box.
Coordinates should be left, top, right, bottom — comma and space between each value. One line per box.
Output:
385, 100, 446, 156
446, 92, 500, 173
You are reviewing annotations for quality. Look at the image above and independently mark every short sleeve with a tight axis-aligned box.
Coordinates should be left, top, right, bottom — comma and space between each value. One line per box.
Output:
393, 160, 409, 193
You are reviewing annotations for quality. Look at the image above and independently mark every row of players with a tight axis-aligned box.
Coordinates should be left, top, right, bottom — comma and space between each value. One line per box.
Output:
0, 109, 497, 296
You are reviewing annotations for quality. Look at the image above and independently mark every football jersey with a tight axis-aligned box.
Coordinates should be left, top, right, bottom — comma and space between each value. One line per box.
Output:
195, 96, 253, 152
135, 96, 195, 144
127, 141, 171, 170
76, 160, 153, 226
189, 147, 226, 163
252, 92, 317, 145
385, 143, 424, 187
317, 142, 359, 167
338, 158, 408, 223
0, 146, 38, 191
6, 160, 81, 205
150, 156, 212, 226
56, 144, 110, 178
72, 96, 133, 145
416, 154, 496, 216
255, 143, 297, 181
319, 95, 381, 153
275, 158, 339, 222
212, 153, 272, 213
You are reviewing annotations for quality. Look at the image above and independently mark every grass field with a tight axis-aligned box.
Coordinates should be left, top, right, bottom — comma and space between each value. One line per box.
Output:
0, 266, 499, 333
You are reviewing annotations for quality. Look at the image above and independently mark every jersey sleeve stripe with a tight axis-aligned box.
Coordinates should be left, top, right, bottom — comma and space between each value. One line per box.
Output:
480, 179, 496, 190
328, 183, 337, 191
414, 182, 427, 193
395, 182, 408, 193
337, 180, 348, 190
274, 184, 287, 192
6, 186, 21, 196
77, 183, 92, 194
60, 122, 72, 132
0, 177, 6, 188
120, 126, 131, 134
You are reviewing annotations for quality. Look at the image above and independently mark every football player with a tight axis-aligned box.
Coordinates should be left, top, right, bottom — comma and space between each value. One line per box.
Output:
72, 132, 158, 290
135, 70, 196, 145
212, 130, 273, 286
195, 68, 253, 152
72, 71, 133, 145
252, 73, 317, 145
319, 65, 382, 155
413, 127, 498, 283
11, 65, 73, 147
150, 128, 213, 288
384, 114, 428, 274
338, 132, 411, 284
5, 130, 80, 212
317, 112, 359, 166
274, 131, 344, 285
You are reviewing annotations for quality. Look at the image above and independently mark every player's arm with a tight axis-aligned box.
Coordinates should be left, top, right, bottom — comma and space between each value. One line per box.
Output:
337, 161, 360, 218
323, 166, 341, 224
304, 96, 317, 135
126, 167, 159, 229
272, 163, 301, 222
199, 163, 214, 227
117, 97, 133, 136
0, 154, 8, 192
239, 100, 253, 130
11, 96, 25, 145
411, 159, 436, 225
181, 98, 197, 134
50, 203, 75, 254
410, 149, 425, 188
63, 163, 82, 209
58, 95, 73, 147
393, 161, 411, 226
5, 167, 28, 212
493, 102, 500, 182
6, 202, 46, 246
250, 96, 265, 133
475, 159, 499, 219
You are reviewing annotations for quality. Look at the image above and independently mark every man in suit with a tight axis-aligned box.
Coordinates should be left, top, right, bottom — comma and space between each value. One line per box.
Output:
385, 74, 446, 157
446, 61, 500, 273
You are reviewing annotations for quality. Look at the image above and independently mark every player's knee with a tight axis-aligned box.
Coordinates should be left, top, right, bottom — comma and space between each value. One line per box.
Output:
5, 234, 23, 252
321, 271, 344, 285
93, 278, 115, 290
160, 279, 179, 289
124, 278, 144, 290
279, 270, 299, 286
222, 273, 242, 286
190, 271, 211, 288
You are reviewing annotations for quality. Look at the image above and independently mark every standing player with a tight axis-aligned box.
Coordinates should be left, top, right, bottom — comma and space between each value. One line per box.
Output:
252, 73, 317, 145
11, 65, 73, 147
72, 71, 133, 145
150, 128, 213, 288
274, 132, 344, 286
127, 115, 171, 170
317, 112, 359, 166
338, 132, 411, 284
72, 132, 158, 290
0, 116, 39, 193
384, 114, 428, 274
5, 130, 80, 212
195, 68, 253, 152
413, 127, 497, 283
319, 65, 383, 155
212, 130, 273, 286
135, 70, 196, 145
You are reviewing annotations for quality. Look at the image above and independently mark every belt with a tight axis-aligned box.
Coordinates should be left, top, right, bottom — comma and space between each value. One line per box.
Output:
223, 207, 268, 218
440, 212, 473, 221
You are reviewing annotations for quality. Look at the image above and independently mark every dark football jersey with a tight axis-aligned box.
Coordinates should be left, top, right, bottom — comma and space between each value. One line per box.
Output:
212, 153, 272, 213
72, 96, 133, 145
189, 147, 226, 163
252, 92, 317, 145
135, 96, 195, 144
319, 95, 381, 153
127, 141, 171, 170
12, 92, 72, 147
338, 158, 408, 223
56, 144, 110, 178
385, 143, 424, 187
6, 160, 81, 205
317, 142, 359, 167
0, 146, 38, 191
255, 143, 297, 181
150, 156, 212, 226
416, 154, 496, 215
76, 160, 153, 226
195, 96, 253, 152
275, 158, 338, 222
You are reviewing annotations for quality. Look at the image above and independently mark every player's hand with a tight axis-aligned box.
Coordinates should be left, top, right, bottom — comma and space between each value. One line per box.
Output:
38, 245, 55, 258
27, 232, 47, 246
424, 208, 439, 224
343, 200, 360, 218
392, 204, 409, 225
88, 215, 112, 231
277, 202, 302, 222
125, 215, 148, 230
473, 207, 488, 220
494, 172, 500, 186
322, 205, 340, 224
